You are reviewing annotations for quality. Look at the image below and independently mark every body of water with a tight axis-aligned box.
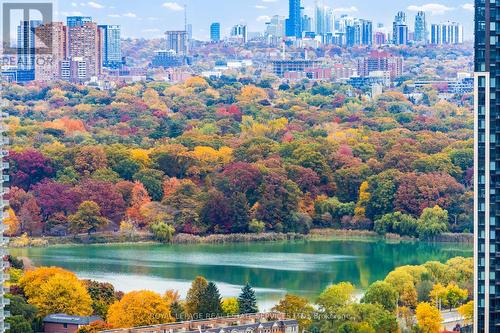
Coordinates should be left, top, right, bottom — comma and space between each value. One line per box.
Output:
11, 238, 472, 310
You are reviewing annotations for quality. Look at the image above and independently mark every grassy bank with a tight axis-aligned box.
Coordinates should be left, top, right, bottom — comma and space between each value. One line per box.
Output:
9, 228, 473, 248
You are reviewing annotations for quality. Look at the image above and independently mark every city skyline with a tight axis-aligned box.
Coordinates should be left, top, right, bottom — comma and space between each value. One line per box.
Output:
51, 0, 474, 40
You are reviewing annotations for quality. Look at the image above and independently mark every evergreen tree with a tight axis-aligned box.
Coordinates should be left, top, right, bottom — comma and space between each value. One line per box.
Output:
170, 301, 186, 322
199, 282, 223, 318
238, 283, 258, 314
185, 276, 208, 319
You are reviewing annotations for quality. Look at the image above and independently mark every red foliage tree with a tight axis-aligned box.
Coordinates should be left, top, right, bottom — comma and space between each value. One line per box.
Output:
9, 150, 54, 190
394, 172, 465, 217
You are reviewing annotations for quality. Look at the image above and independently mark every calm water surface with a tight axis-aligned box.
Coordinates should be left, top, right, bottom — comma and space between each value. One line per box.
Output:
11, 238, 472, 310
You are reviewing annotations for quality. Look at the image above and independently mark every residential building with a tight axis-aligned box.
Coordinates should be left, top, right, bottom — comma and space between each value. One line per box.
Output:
230, 24, 247, 44
210, 22, 221, 42
43, 314, 101, 333
17, 20, 42, 81
67, 16, 92, 28
151, 50, 185, 68
392, 11, 408, 45
68, 21, 102, 78
357, 50, 404, 79
265, 15, 286, 40
414, 11, 427, 44
98, 25, 122, 68
431, 22, 464, 45
99, 313, 296, 333
270, 59, 321, 77
165, 31, 189, 55
35, 22, 67, 81
474, 0, 497, 331
285, 0, 302, 38
315, 0, 326, 35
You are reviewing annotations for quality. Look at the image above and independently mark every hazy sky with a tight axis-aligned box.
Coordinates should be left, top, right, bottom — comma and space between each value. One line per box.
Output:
55, 0, 474, 40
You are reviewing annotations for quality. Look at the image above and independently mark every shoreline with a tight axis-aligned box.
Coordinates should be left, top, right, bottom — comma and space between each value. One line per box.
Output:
8, 229, 474, 249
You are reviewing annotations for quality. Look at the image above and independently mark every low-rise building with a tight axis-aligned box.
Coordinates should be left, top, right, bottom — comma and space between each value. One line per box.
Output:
100, 313, 298, 333
43, 314, 102, 333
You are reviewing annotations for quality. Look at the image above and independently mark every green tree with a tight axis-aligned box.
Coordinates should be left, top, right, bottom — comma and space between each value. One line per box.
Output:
417, 205, 449, 240
133, 169, 164, 201
199, 282, 223, 318
317, 282, 355, 313
361, 281, 398, 312
238, 283, 258, 314
374, 212, 418, 237
185, 276, 208, 318
6, 316, 32, 333
150, 222, 175, 243
69, 201, 109, 235
84, 280, 118, 318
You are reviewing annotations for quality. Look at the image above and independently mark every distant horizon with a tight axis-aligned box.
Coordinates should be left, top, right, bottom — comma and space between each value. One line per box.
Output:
44, 0, 474, 41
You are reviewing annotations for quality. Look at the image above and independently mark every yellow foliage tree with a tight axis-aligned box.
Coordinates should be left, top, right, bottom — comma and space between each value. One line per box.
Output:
107, 290, 173, 328
355, 181, 371, 218
185, 77, 209, 89
221, 298, 239, 316
130, 149, 151, 167
237, 85, 268, 103
429, 283, 447, 308
19, 267, 75, 299
4, 208, 20, 236
415, 302, 442, 333
458, 300, 473, 324
30, 274, 93, 317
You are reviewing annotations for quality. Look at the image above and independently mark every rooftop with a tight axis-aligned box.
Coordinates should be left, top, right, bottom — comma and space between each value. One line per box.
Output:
43, 314, 102, 325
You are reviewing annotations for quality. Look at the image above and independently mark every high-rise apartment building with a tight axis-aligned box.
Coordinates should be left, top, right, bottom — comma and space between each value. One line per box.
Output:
345, 19, 372, 47
475, 2, 498, 332
17, 20, 41, 81
285, 0, 302, 38
68, 22, 102, 79
392, 11, 408, 45
67, 16, 92, 28
210, 23, 221, 42
230, 25, 247, 44
34, 22, 67, 81
98, 25, 122, 68
165, 31, 189, 55
430, 22, 464, 45
414, 11, 427, 44
315, 0, 326, 35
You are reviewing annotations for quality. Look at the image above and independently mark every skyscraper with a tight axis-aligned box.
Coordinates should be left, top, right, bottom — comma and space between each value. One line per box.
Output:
315, 0, 326, 35
68, 21, 102, 79
210, 23, 221, 42
230, 24, 247, 44
17, 20, 41, 81
98, 25, 122, 68
392, 11, 408, 45
430, 22, 464, 45
35, 22, 67, 81
475, 0, 496, 331
285, 0, 302, 38
414, 11, 427, 44
165, 31, 189, 55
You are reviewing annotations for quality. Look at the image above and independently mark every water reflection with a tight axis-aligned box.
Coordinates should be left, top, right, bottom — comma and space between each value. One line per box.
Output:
11, 239, 472, 309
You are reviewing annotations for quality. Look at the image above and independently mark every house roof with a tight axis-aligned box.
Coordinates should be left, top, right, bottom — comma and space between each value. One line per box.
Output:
186, 320, 299, 333
43, 314, 102, 325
